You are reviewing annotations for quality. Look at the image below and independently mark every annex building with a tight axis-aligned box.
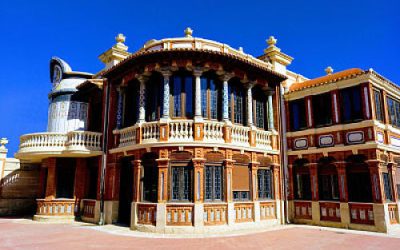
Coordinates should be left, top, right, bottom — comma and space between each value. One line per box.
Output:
14, 28, 400, 234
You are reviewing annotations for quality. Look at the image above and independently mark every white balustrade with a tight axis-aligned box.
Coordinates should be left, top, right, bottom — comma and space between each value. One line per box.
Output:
203, 121, 224, 143
169, 120, 193, 141
255, 130, 272, 149
117, 126, 137, 147
66, 131, 102, 151
142, 122, 159, 142
231, 125, 250, 146
19, 133, 67, 152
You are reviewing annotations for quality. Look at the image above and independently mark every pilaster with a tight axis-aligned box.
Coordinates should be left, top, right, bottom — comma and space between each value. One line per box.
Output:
336, 161, 348, 202
132, 160, 142, 202
309, 163, 319, 201
368, 160, 384, 203
273, 164, 281, 200
250, 162, 259, 201
224, 159, 234, 202
45, 158, 57, 200
157, 158, 169, 202
193, 158, 205, 203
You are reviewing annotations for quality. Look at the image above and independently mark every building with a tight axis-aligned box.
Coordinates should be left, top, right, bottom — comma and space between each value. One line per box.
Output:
14, 28, 399, 233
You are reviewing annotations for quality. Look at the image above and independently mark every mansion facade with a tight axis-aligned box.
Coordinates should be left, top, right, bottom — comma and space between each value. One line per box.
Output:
15, 28, 399, 234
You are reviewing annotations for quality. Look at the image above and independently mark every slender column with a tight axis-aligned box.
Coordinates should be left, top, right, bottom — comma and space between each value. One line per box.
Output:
161, 70, 171, 120
193, 69, 203, 120
193, 158, 205, 203
368, 160, 384, 203
132, 160, 142, 202
287, 164, 294, 200
272, 165, 281, 200
45, 158, 57, 200
266, 89, 275, 130
250, 163, 259, 201
224, 160, 234, 202
247, 83, 254, 126
221, 74, 232, 122
138, 76, 146, 123
336, 162, 348, 202
116, 87, 124, 129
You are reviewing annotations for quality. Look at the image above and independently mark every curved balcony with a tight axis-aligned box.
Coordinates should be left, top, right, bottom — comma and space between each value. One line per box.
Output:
16, 131, 102, 162
112, 120, 278, 153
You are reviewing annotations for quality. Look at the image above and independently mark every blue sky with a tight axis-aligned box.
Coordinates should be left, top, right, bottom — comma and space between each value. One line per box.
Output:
0, 0, 399, 155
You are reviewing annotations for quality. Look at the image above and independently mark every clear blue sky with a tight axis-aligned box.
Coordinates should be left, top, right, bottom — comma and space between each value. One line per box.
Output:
1, 0, 399, 156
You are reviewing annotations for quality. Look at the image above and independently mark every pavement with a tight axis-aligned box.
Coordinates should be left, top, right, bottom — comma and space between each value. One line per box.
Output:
1, 218, 400, 249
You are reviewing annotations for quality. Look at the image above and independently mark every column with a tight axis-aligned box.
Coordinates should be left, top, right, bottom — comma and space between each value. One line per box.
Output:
336, 162, 348, 202
116, 87, 124, 129
157, 158, 169, 202
247, 83, 254, 126
305, 96, 313, 128
309, 163, 318, 201
138, 76, 146, 123
132, 160, 142, 202
161, 70, 171, 120
251, 163, 259, 201
224, 159, 234, 202
45, 158, 57, 200
266, 89, 275, 130
368, 160, 384, 203
193, 158, 205, 202
193, 68, 203, 120
287, 164, 294, 200
221, 74, 231, 122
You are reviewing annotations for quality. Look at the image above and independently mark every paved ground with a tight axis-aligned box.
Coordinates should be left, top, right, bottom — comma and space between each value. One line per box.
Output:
1, 218, 400, 250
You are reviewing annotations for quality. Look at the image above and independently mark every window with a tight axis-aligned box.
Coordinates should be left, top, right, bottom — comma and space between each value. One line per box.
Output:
122, 82, 139, 127
387, 97, 400, 128
258, 169, 274, 199
171, 73, 194, 118
289, 99, 307, 131
56, 159, 76, 199
201, 76, 221, 120
340, 86, 363, 123
171, 166, 193, 201
253, 87, 267, 129
204, 165, 223, 201
319, 174, 339, 200
86, 159, 98, 199
146, 74, 163, 122
142, 153, 158, 203
229, 80, 246, 125
294, 173, 311, 200
232, 164, 250, 201
374, 90, 384, 122
347, 171, 372, 202
312, 93, 332, 127
383, 172, 394, 201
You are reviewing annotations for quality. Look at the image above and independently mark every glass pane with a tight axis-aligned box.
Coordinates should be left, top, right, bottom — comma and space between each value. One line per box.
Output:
205, 166, 212, 200
185, 76, 193, 118
173, 76, 182, 117
201, 77, 207, 117
210, 80, 218, 119
214, 166, 222, 200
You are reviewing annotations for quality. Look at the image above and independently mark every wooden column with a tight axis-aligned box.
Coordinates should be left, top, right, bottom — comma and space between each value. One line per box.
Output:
368, 160, 384, 203
132, 160, 142, 202
224, 159, 234, 202
193, 158, 205, 203
336, 162, 348, 202
309, 163, 319, 201
45, 158, 57, 200
305, 96, 313, 128
250, 162, 259, 201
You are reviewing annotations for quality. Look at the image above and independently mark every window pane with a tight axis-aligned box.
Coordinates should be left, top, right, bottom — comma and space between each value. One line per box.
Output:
210, 80, 218, 119
185, 76, 193, 118
201, 77, 207, 117
374, 90, 383, 122
173, 76, 182, 117
290, 99, 306, 131
233, 87, 244, 124
312, 93, 332, 127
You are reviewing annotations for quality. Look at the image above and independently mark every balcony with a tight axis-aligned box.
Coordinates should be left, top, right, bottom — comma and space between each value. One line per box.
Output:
112, 120, 278, 153
16, 131, 102, 162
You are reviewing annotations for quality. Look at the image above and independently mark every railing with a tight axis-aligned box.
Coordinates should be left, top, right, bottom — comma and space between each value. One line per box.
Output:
36, 199, 75, 216
82, 199, 96, 218
203, 204, 227, 225
319, 202, 341, 222
349, 203, 374, 225
169, 120, 193, 141
203, 121, 224, 143
166, 205, 193, 226
388, 204, 398, 224
234, 203, 254, 223
142, 122, 159, 142
294, 201, 312, 219
137, 204, 157, 225
260, 201, 276, 220
116, 126, 137, 147
255, 130, 272, 149
231, 125, 250, 146
66, 131, 102, 151
18, 131, 102, 154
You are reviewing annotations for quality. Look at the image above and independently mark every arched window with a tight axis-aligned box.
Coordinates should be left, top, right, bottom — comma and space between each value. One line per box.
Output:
170, 71, 194, 118
145, 73, 163, 122
228, 79, 246, 125
253, 86, 267, 129
201, 72, 221, 120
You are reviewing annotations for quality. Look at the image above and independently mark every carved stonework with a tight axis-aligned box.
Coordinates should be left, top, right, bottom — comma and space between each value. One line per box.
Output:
170, 151, 193, 161
205, 151, 225, 163
232, 153, 250, 164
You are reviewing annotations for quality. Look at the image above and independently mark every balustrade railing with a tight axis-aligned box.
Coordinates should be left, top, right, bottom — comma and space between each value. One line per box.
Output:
319, 202, 341, 222
116, 126, 137, 147
231, 125, 250, 146
294, 201, 312, 219
260, 201, 276, 220
169, 120, 193, 141
19, 133, 67, 151
66, 131, 102, 150
137, 204, 157, 225
166, 204, 193, 226
234, 203, 254, 223
349, 203, 374, 225
255, 130, 272, 149
203, 204, 227, 225
203, 121, 224, 143
36, 199, 75, 216
388, 204, 398, 224
82, 199, 96, 218
142, 122, 159, 142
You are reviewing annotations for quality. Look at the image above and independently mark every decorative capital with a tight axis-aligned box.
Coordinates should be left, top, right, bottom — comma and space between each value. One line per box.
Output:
160, 68, 172, 77
267, 36, 277, 47
0, 138, 8, 149
219, 72, 234, 82
325, 66, 333, 75
184, 27, 193, 38
116, 33, 126, 43
193, 67, 203, 77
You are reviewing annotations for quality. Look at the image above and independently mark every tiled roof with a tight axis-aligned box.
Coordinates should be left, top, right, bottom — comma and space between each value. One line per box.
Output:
289, 68, 364, 92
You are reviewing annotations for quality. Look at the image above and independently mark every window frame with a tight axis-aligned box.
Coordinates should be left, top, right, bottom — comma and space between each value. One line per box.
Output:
170, 164, 193, 202
201, 76, 221, 121
373, 89, 384, 122
228, 81, 246, 125
312, 92, 333, 128
340, 85, 363, 124
170, 73, 195, 119
204, 165, 224, 202
257, 168, 274, 200
289, 99, 307, 132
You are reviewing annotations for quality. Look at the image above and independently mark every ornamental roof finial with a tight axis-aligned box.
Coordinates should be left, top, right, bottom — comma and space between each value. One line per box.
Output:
267, 36, 277, 47
116, 33, 126, 43
184, 27, 193, 38
0, 138, 8, 149
325, 66, 334, 75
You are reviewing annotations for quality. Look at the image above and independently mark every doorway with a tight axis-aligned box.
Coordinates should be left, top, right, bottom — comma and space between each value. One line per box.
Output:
117, 157, 134, 225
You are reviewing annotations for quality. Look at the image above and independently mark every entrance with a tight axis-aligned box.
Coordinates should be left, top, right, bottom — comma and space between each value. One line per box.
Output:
118, 157, 134, 225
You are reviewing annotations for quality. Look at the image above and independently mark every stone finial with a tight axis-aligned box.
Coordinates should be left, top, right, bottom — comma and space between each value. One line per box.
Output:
184, 27, 193, 37
238, 47, 244, 53
267, 36, 277, 47
116, 33, 126, 44
0, 138, 8, 149
325, 66, 334, 75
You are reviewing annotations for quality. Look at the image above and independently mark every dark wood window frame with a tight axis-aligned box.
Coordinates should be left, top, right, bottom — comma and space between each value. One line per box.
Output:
257, 168, 274, 200
204, 164, 224, 202
170, 163, 193, 202
170, 73, 195, 119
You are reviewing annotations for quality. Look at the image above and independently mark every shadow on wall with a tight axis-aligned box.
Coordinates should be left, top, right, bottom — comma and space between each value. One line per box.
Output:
0, 163, 40, 216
